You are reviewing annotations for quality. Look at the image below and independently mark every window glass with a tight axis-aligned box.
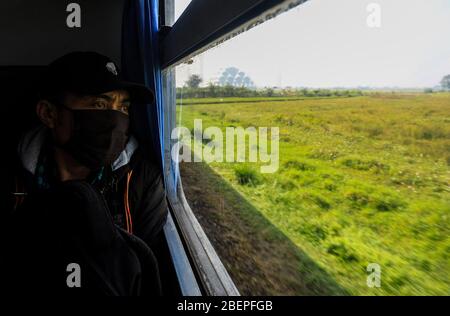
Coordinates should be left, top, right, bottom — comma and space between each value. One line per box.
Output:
171, 0, 450, 295
164, 0, 192, 26
175, 0, 192, 21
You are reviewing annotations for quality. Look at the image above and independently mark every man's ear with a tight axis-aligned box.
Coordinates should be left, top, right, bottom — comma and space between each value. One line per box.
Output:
36, 100, 58, 128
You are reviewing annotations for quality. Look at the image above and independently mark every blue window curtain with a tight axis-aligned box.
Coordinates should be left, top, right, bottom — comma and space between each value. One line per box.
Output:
121, 0, 165, 179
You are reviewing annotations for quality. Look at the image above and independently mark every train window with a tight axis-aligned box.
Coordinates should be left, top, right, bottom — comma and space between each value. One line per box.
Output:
174, 0, 192, 21
163, 0, 193, 26
166, 0, 450, 295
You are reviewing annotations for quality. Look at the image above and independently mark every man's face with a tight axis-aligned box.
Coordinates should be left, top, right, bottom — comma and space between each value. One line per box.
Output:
63, 90, 131, 114
47, 90, 131, 145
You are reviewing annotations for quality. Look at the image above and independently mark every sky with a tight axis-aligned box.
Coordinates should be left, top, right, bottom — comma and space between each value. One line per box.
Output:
174, 0, 450, 88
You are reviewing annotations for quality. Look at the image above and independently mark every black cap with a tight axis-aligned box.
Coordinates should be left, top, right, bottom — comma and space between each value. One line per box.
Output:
40, 51, 154, 104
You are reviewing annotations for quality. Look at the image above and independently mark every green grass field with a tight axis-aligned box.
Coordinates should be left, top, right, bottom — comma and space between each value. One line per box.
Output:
177, 93, 450, 295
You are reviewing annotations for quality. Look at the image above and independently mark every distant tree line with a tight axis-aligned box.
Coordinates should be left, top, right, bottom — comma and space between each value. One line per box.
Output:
441, 75, 450, 90
179, 74, 450, 99
424, 75, 450, 93
176, 84, 364, 99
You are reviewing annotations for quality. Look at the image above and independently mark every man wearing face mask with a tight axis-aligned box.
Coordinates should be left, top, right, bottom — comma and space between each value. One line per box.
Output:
1, 52, 168, 295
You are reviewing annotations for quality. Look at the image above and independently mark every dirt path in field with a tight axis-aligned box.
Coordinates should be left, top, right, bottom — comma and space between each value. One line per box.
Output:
180, 162, 347, 296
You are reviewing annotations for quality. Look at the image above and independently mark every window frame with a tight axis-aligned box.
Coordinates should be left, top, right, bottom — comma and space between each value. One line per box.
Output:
161, 0, 308, 69
159, 0, 310, 296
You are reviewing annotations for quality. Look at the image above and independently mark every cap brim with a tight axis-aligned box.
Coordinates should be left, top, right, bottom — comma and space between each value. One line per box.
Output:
77, 80, 155, 104
111, 81, 155, 104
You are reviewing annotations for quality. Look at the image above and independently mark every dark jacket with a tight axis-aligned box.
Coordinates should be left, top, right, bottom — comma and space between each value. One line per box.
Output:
1, 126, 168, 295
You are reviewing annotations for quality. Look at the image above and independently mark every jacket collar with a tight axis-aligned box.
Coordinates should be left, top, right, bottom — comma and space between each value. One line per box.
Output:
18, 125, 138, 175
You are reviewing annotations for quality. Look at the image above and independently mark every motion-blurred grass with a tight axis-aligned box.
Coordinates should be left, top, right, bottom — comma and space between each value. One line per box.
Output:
177, 93, 450, 295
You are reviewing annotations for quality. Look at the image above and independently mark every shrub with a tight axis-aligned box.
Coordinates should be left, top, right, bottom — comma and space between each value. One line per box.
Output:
326, 241, 358, 262
372, 193, 405, 212
366, 126, 384, 137
279, 178, 298, 190
298, 223, 328, 244
284, 160, 316, 171
323, 181, 338, 191
234, 165, 261, 185
413, 125, 447, 140
309, 149, 340, 161
345, 191, 370, 207
305, 193, 331, 210
340, 157, 389, 172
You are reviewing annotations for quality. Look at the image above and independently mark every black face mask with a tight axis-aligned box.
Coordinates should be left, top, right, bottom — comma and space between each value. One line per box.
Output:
57, 108, 130, 170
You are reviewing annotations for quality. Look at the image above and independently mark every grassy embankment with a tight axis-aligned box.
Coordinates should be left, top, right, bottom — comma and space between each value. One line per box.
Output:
178, 93, 450, 295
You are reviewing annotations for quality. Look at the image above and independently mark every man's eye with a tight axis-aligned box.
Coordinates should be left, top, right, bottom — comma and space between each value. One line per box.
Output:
94, 101, 108, 109
120, 105, 130, 114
